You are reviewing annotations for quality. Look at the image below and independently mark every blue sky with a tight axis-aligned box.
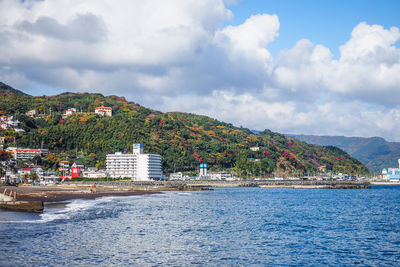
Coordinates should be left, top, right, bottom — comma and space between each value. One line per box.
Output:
228, 0, 400, 58
1, 0, 400, 141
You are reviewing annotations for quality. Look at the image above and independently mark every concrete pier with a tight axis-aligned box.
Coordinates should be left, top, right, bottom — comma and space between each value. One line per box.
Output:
0, 189, 44, 213
0, 200, 44, 213
64, 180, 370, 189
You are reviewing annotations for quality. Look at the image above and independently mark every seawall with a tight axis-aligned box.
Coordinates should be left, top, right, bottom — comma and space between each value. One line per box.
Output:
0, 188, 44, 213
64, 180, 370, 189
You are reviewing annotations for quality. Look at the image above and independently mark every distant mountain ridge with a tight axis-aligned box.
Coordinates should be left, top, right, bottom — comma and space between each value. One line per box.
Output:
289, 134, 400, 173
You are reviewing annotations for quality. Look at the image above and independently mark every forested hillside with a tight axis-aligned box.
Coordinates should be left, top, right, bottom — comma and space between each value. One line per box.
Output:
289, 134, 400, 173
0, 83, 369, 176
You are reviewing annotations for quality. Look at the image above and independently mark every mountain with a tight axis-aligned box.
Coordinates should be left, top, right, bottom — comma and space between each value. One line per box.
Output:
289, 134, 400, 173
0, 82, 368, 176
0, 82, 28, 97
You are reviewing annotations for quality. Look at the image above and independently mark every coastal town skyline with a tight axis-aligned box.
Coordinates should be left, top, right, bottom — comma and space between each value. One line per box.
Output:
0, 0, 399, 142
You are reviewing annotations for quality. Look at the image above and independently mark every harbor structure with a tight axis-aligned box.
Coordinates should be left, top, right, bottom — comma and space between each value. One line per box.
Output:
199, 164, 207, 176
106, 144, 162, 181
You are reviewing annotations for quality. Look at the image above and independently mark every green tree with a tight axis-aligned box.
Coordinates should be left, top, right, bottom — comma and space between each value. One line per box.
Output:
0, 166, 5, 178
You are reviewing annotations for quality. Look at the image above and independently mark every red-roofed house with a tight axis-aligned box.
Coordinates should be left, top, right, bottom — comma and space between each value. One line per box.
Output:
95, 106, 112, 117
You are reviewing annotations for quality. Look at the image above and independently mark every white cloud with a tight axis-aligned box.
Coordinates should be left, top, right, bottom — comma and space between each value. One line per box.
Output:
0, 1, 399, 141
214, 14, 279, 73
340, 22, 400, 62
273, 22, 400, 106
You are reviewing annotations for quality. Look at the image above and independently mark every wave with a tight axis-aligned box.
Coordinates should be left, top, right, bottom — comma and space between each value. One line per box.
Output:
0, 192, 174, 224
0, 195, 126, 223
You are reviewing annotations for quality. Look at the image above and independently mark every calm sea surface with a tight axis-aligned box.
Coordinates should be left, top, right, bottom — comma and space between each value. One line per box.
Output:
1, 185, 400, 266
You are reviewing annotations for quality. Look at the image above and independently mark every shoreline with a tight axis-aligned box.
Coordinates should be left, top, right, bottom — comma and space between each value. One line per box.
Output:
0, 185, 161, 203
18, 190, 160, 202
370, 182, 400, 185
0, 179, 373, 206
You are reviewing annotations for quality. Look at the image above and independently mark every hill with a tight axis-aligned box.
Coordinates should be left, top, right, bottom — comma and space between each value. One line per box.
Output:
0, 82, 368, 176
0, 82, 28, 97
289, 134, 400, 173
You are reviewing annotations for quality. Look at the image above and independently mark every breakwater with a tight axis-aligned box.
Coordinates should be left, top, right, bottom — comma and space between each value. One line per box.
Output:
0, 188, 44, 213
68, 181, 211, 191
67, 180, 370, 189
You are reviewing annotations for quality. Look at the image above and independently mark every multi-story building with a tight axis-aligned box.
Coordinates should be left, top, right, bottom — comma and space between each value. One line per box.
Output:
136, 154, 162, 181
106, 144, 162, 181
106, 152, 136, 178
5, 147, 48, 160
95, 106, 112, 117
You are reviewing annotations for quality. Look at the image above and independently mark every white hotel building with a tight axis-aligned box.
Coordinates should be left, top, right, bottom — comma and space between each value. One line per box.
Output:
106, 144, 162, 181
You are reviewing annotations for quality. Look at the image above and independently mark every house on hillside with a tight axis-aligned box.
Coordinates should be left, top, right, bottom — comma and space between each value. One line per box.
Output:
26, 109, 38, 117
64, 108, 77, 117
95, 106, 112, 117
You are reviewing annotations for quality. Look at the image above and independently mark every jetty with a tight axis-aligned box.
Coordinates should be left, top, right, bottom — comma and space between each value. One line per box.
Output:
0, 188, 44, 213
69, 180, 370, 189
257, 180, 371, 189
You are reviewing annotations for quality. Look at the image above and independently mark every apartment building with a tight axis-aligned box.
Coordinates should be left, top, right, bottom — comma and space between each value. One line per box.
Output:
136, 154, 162, 181
106, 152, 136, 178
106, 144, 162, 180
5, 147, 48, 160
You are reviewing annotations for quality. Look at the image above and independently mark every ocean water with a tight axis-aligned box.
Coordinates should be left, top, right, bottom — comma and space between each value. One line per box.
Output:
1, 185, 400, 266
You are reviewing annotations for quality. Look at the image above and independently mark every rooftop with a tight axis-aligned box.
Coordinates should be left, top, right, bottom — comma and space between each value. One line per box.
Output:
95, 105, 112, 110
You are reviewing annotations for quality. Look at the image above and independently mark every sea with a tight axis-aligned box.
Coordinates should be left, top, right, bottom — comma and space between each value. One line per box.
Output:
1, 185, 400, 266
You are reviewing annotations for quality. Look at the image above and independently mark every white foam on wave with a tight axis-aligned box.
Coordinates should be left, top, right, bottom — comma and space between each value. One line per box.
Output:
40, 194, 143, 222
0, 194, 152, 223
40, 197, 110, 222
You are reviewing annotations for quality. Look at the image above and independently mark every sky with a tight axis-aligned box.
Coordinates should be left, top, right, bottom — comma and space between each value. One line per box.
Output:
1, 0, 400, 141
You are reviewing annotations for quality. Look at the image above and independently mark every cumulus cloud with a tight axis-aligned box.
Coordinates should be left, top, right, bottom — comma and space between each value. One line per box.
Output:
0, 0, 399, 141
273, 22, 400, 106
